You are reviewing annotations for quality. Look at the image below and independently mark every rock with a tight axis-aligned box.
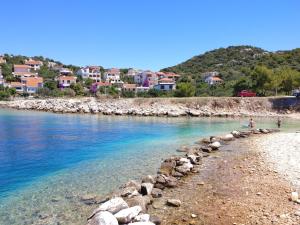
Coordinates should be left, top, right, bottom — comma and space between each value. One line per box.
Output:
175, 162, 193, 175
187, 154, 199, 164
92, 197, 128, 215
231, 130, 240, 138
291, 192, 299, 202
167, 199, 181, 207
87, 211, 118, 225
158, 161, 175, 176
120, 186, 139, 198
155, 174, 167, 184
172, 171, 184, 177
153, 183, 165, 190
191, 214, 197, 218
176, 146, 190, 152
201, 146, 212, 153
151, 188, 163, 198
220, 134, 234, 141
209, 141, 221, 150
150, 215, 161, 225
200, 138, 211, 144
134, 214, 150, 222
141, 183, 154, 195
164, 176, 178, 188
142, 175, 155, 184
114, 206, 142, 224
80, 194, 99, 205
126, 195, 151, 212
122, 180, 141, 193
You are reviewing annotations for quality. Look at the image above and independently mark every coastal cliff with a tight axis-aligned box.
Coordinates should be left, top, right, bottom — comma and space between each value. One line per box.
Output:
0, 97, 299, 117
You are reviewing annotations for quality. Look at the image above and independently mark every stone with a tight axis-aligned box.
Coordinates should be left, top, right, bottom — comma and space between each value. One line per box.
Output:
231, 131, 240, 138
167, 199, 181, 207
164, 176, 178, 188
151, 188, 163, 198
291, 192, 299, 202
201, 146, 212, 153
87, 211, 118, 225
114, 206, 142, 224
141, 183, 154, 195
142, 175, 155, 184
92, 197, 128, 215
120, 186, 139, 198
134, 214, 150, 222
80, 194, 99, 205
122, 180, 141, 193
150, 215, 161, 225
126, 195, 151, 212
187, 155, 199, 164
175, 162, 193, 175
209, 141, 221, 150
153, 183, 165, 190
158, 161, 176, 176
172, 171, 184, 177
220, 134, 234, 141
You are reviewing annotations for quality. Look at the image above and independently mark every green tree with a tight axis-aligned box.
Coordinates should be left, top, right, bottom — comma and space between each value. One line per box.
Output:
174, 82, 196, 97
250, 65, 272, 96
70, 83, 84, 96
44, 80, 58, 90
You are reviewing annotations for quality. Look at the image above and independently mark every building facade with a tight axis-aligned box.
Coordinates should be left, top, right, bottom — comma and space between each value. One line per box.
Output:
77, 66, 101, 82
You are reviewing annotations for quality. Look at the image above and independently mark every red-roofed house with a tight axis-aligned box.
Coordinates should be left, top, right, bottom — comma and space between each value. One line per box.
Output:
204, 76, 224, 85
20, 77, 43, 93
57, 75, 77, 88
25, 59, 43, 70
13, 65, 38, 78
104, 68, 121, 83
122, 83, 137, 92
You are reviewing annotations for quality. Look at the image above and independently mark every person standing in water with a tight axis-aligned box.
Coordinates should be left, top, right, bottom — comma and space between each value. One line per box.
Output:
277, 117, 282, 128
249, 117, 255, 128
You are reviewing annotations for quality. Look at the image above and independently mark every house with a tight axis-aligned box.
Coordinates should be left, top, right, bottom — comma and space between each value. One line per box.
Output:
0, 68, 4, 85
25, 59, 43, 70
134, 70, 158, 87
127, 68, 142, 77
12, 65, 37, 78
77, 66, 101, 82
156, 72, 180, 82
0, 55, 6, 64
204, 76, 223, 85
154, 78, 176, 91
57, 75, 77, 88
136, 86, 150, 93
59, 68, 73, 76
10, 82, 23, 93
104, 68, 121, 83
20, 77, 43, 94
122, 83, 137, 92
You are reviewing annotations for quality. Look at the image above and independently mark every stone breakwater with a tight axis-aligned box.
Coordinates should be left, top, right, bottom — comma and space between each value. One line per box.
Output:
0, 97, 290, 117
85, 128, 279, 225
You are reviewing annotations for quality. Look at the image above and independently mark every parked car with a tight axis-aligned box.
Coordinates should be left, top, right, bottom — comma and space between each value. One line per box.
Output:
237, 90, 256, 97
292, 89, 300, 98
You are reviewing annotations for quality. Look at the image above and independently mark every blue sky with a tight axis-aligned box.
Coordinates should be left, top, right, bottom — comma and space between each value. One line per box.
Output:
1, 0, 299, 70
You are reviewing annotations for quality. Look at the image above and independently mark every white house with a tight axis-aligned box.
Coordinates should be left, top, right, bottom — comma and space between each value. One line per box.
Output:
25, 59, 43, 70
0, 68, 4, 85
154, 78, 176, 91
204, 76, 223, 85
127, 68, 142, 77
77, 66, 101, 82
57, 75, 77, 88
12, 65, 38, 78
134, 70, 158, 87
59, 68, 73, 76
104, 68, 121, 83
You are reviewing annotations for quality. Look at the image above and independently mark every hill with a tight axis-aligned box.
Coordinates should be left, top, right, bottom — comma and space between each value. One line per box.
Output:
162, 45, 300, 81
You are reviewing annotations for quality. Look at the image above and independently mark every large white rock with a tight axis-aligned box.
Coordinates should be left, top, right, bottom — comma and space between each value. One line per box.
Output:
94, 197, 128, 214
88, 211, 118, 225
209, 141, 221, 150
114, 206, 142, 224
134, 214, 150, 222
221, 134, 234, 141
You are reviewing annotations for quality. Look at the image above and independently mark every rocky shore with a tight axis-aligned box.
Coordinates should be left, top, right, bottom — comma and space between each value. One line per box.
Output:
85, 128, 284, 225
1, 97, 297, 117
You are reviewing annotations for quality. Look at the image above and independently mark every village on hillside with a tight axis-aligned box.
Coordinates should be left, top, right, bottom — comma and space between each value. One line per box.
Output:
0, 54, 223, 98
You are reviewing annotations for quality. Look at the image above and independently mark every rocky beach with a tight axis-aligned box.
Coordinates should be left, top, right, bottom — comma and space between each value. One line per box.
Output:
0, 97, 299, 117
84, 128, 300, 225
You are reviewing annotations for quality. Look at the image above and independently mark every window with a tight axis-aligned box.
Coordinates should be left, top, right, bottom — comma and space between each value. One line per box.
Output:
169, 85, 172, 89
161, 85, 165, 90
67, 80, 70, 84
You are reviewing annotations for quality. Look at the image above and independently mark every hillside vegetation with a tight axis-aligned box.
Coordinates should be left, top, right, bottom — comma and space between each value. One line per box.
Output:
162, 46, 300, 97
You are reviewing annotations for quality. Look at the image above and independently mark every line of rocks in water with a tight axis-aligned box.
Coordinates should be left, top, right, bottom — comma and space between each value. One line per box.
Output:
85, 128, 280, 225
0, 98, 279, 117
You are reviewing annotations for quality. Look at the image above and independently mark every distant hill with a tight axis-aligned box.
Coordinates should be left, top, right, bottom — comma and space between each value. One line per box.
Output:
162, 45, 300, 81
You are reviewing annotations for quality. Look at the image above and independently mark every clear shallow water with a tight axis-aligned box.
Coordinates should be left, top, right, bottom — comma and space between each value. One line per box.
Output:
0, 109, 299, 225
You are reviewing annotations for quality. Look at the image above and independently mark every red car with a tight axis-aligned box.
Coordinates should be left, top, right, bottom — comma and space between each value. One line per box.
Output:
237, 90, 256, 97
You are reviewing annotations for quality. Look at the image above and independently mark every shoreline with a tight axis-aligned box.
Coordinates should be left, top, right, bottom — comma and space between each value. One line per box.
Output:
85, 128, 299, 225
1, 97, 299, 118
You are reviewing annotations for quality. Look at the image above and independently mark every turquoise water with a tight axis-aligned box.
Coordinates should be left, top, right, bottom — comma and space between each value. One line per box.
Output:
0, 109, 299, 225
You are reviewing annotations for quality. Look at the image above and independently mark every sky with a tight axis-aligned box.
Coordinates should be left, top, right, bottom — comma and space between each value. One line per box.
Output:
0, 0, 299, 71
